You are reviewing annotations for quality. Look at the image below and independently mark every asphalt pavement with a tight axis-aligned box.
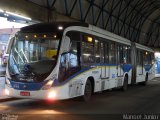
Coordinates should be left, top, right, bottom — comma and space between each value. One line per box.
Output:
0, 78, 160, 120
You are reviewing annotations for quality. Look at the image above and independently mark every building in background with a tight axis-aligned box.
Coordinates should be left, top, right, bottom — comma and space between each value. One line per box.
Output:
0, 17, 28, 65
0, 28, 19, 54
0, 28, 19, 65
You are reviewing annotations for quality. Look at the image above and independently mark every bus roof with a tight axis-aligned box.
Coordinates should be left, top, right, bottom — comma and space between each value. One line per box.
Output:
20, 22, 89, 33
135, 43, 154, 53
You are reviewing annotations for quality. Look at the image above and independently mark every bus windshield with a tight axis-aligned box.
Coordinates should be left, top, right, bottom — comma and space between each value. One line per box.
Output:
8, 32, 61, 82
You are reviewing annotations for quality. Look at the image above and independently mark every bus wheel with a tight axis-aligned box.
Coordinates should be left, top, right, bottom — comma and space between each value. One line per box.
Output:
122, 76, 128, 91
83, 79, 92, 102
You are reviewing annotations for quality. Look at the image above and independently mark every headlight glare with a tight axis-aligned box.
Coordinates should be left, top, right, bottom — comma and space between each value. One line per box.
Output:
42, 80, 54, 90
5, 78, 11, 87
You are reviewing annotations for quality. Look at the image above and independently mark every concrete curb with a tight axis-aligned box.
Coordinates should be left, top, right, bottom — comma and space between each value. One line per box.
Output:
0, 97, 19, 102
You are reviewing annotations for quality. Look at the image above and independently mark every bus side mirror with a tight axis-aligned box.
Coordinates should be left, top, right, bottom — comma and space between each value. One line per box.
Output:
6, 37, 15, 54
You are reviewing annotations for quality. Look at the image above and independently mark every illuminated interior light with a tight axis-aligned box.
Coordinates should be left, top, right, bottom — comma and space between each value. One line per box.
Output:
96, 55, 100, 57
87, 37, 93, 42
95, 40, 98, 43
34, 35, 37, 38
58, 26, 63, 30
25, 35, 28, 39
54, 35, 57, 38
83, 53, 91, 56
73, 50, 77, 52
6, 11, 32, 20
145, 52, 148, 55
43, 35, 47, 38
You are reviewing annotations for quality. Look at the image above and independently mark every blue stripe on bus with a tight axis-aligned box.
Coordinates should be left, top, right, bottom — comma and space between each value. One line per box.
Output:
144, 64, 152, 71
10, 80, 48, 91
53, 64, 133, 87
53, 67, 93, 86
10, 63, 133, 90
121, 64, 132, 73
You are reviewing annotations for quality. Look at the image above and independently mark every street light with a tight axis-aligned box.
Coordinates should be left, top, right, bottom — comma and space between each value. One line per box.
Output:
6, 11, 32, 21
0, 8, 32, 21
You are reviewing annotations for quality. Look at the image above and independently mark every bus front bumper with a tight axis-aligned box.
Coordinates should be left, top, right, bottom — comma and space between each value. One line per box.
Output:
4, 85, 68, 100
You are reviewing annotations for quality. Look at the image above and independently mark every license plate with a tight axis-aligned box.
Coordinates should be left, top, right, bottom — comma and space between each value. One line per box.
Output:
20, 91, 30, 96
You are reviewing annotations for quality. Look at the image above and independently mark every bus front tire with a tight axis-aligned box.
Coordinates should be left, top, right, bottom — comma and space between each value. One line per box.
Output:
122, 76, 128, 91
82, 79, 92, 102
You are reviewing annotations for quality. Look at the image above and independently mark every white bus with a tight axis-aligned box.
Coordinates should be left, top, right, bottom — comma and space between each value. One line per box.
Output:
5, 22, 155, 101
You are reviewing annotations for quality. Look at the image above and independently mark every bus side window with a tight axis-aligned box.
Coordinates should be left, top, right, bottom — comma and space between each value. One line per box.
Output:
123, 46, 127, 64
140, 51, 143, 66
117, 44, 123, 64
151, 53, 155, 65
127, 46, 131, 64
59, 52, 80, 82
104, 42, 109, 64
136, 49, 139, 65
137, 50, 142, 66
94, 38, 107, 64
59, 53, 69, 82
100, 42, 105, 63
58, 31, 80, 82
109, 42, 117, 64
68, 41, 80, 77
95, 39, 101, 63
144, 51, 148, 65
81, 34, 95, 67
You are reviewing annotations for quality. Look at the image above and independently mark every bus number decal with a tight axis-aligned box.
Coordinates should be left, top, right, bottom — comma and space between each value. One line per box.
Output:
13, 84, 19, 89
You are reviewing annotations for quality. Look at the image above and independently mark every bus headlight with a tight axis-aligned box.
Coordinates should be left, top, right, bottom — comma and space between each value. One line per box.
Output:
48, 91, 56, 99
5, 89, 10, 96
42, 80, 54, 90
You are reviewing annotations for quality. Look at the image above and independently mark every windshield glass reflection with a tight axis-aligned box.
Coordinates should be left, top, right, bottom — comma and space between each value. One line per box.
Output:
8, 33, 61, 82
